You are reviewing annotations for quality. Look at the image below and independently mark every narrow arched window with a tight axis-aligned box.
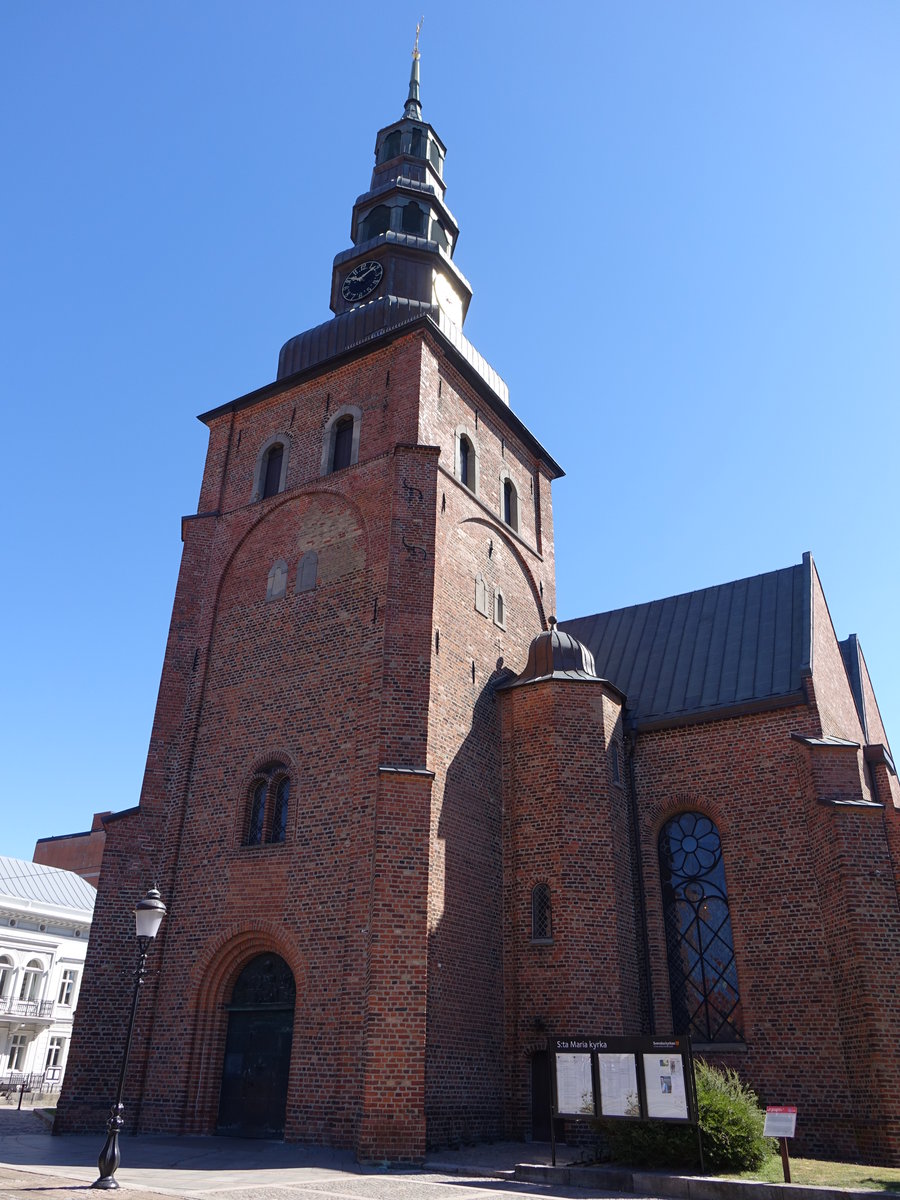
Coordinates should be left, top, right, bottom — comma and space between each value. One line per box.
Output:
380, 130, 401, 162
494, 589, 506, 629
361, 204, 391, 241
658, 812, 743, 1043
459, 436, 471, 489
321, 407, 361, 477
401, 201, 426, 236
409, 128, 425, 159
246, 781, 267, 845
332, 416, 354, 472
270, 777, 290, 843
610, 742, 621, 785
261, 444, 284, 499
503, 478, 518, 530
244, 765, 291, 846
531, 884, 552, 941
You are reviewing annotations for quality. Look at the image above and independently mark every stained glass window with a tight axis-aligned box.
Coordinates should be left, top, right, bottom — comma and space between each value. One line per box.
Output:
270, 778, 290, 844
246, 781, 267, 845
658, 812, 743, 1042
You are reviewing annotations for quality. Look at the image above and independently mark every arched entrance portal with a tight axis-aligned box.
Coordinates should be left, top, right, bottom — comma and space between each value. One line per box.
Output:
217, 953, 295, 1138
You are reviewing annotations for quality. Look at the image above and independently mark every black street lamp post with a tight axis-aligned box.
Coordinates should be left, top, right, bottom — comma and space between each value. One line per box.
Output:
92, 886, 167, 1190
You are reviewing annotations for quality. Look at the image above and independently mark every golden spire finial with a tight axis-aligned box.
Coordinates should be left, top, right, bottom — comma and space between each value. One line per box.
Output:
413, 16, 423, 60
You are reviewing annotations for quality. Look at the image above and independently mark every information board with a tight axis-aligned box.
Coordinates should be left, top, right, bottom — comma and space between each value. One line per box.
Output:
764, 1106, 797, 1138
597, 1052, 641, 1118
642, 1051, 690, 1121
554, 1052, 595, 1116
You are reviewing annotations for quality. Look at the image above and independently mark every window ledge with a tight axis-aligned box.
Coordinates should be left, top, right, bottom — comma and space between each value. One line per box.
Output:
530, 938, 554, 946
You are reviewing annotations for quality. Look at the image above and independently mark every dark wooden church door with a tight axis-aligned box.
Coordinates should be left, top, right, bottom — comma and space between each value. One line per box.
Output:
217, 953, 296, 1139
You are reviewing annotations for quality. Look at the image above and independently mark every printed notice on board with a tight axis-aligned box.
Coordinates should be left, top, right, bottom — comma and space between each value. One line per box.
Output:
555, 1053, 595, 1116
764, 1107, 797, 1138
597, 1052, 641, 1117
642, 1053, 689, 1120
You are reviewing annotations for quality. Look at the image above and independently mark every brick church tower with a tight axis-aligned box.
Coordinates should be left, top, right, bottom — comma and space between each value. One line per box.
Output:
57, 47, 561, 1159
58, 40, 900, 1168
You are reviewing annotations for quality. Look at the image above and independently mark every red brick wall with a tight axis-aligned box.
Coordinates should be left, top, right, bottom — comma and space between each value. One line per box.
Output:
634, 704, 900, 1162
500, 679, 638, 1137
33, 813, 109, 885
58, 325, 563, 1160
417, 339, 556, 1147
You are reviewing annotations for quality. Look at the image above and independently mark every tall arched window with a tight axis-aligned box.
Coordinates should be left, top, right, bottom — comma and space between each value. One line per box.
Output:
270, 777, 290, 843
332, 416, 354, 472
253, 435, 289, 502
503, 477, 518, 531
321, 406, 362, 476
261, 444, 284, 499
658, 812, 743, 1043
401, 201, 426, 236
494, 589, 506, 629
531, 883, 552, 941
361, 204, 391, 241
379, 131, 401, 162
244, 764, 291, 846
409, 128, 425, 158
19, 960, 43, 1003
459, 436, 472, 489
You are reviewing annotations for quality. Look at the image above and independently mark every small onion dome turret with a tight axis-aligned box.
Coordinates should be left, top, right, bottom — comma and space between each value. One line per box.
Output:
497, 617, 609, 690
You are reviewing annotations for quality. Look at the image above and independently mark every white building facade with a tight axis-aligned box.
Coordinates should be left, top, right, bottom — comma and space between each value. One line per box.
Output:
0, 857, 94, 1091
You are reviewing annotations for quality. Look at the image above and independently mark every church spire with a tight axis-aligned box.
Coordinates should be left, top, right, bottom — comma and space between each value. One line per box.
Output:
403, 19, 423, 121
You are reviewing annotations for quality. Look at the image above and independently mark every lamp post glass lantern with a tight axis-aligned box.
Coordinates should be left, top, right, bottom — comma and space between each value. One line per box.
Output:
92, 886, 167, 1190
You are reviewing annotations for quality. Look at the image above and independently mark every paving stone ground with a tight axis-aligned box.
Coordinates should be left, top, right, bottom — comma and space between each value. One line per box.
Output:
0, 1107, 647, 1200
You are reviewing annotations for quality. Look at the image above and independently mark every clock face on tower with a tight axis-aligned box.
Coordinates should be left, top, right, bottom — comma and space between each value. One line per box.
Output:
432, 272, 463, 326
341, 260, 383, 303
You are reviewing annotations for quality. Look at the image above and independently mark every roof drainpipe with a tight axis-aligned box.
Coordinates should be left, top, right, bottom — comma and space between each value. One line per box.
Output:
626, 728, 655, 1033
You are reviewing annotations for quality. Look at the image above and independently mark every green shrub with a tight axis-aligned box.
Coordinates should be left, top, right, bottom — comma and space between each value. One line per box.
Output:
595, 1060, 775, 1173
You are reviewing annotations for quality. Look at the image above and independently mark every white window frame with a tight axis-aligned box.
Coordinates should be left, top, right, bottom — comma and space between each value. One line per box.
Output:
46, 1036, 65, 1069
8, 1034, 28, 1072
58, 969, 78, 1007
19, 960, 44, 1003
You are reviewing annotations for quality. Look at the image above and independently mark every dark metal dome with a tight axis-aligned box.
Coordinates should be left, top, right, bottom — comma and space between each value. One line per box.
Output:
502, 617, 599, 688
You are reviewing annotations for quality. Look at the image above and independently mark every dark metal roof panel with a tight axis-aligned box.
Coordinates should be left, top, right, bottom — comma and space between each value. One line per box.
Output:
839, 634, 868, 742
561, 559, 811, 727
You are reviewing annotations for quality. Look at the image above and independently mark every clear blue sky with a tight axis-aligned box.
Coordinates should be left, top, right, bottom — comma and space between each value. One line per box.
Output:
2, 2, 898, 861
